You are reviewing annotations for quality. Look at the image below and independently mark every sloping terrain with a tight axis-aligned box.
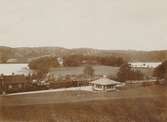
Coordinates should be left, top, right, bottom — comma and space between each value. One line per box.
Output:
0, 86, 167, 122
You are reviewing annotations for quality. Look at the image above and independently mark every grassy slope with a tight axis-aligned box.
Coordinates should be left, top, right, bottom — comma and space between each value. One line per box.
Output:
49, 65, 119, 78
50, 65, 154, 80
1, 97, 167, 122
0, 86, 167, 122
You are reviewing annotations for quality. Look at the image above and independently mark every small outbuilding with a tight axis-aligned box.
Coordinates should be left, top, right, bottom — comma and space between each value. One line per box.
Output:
90, 77, 121, 91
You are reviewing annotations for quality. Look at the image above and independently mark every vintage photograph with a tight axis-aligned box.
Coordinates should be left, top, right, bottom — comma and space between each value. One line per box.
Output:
0, 0, 167, 122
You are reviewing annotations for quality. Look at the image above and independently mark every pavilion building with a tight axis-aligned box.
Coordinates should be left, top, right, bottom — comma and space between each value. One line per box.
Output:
90, 76, 121, 91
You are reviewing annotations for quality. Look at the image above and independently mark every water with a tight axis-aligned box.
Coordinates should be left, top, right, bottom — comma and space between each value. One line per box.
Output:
0, 62, 161, 76
0, 64, 29, 75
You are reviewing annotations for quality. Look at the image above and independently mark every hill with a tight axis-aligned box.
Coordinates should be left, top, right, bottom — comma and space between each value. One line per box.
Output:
0, 46, 167, 63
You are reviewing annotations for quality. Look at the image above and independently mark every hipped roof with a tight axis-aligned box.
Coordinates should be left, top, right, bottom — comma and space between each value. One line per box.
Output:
90, 77, 120, 85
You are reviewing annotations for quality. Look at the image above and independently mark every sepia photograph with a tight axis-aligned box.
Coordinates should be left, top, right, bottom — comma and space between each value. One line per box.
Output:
0, 0, 167, 122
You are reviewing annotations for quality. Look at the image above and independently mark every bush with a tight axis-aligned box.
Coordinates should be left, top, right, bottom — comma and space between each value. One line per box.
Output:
117, 63, 144, 82
83, 65, 95, 78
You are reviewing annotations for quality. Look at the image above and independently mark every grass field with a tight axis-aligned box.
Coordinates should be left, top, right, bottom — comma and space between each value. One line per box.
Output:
0, 85, 167, 122
49, 65, 119, 78
49, 65, 154, 80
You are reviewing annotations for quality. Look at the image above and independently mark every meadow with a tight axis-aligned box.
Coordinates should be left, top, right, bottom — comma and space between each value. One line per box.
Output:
49, 65, 119, 78
49, 65, 154, 80
1, 85, 167, 122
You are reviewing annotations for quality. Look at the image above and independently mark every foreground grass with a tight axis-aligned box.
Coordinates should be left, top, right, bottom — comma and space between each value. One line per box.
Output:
1, 97, 167, 122
1, 85, 167, 122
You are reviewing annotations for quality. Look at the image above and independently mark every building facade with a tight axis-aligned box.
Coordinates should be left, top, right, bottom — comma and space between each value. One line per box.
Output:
0, 74, 28, 94
90, 77, 121, 91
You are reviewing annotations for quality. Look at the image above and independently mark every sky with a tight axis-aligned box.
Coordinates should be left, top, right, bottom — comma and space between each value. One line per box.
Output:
0, 0, 167, 50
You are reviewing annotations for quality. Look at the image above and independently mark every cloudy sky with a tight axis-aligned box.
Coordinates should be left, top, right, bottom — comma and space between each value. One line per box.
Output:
0, 0, 167, 50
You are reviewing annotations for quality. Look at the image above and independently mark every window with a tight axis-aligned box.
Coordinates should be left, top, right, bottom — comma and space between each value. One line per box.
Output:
96, 85, 102, 89
18, 84, 22, 88
107, 85, 113, 89
8, 85, 13, 89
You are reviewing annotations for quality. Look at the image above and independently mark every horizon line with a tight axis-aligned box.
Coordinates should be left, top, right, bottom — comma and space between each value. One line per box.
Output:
0, 45, 166, 52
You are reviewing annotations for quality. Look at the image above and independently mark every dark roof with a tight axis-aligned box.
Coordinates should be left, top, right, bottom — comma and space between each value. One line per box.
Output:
1, 75, 27, 84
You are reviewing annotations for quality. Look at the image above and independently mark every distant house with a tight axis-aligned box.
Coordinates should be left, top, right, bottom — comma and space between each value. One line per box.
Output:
57, 57, 64, 66
126, 80, 156, 86
129, 62, 161, 68
7, 59, 18, 63
0, 74, 28, 94
90, 76, 121, 91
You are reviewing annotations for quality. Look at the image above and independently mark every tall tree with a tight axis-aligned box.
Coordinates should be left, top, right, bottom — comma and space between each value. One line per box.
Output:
153, 61, 167, 81
83, 65, 95, 78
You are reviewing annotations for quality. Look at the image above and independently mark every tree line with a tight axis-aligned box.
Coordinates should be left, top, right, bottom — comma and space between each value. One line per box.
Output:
117, 63, 144, 82
29, 55, 126, 70
28, 55, 167, 83
27, 55, 146, 82
63, 55, 125, 67
153, 60, 167, 82
28, 55, 126, 79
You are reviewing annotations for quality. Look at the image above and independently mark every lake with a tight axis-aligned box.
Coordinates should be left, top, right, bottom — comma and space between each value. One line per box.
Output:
0, 62, 161, 76
0, 64, 29, 75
